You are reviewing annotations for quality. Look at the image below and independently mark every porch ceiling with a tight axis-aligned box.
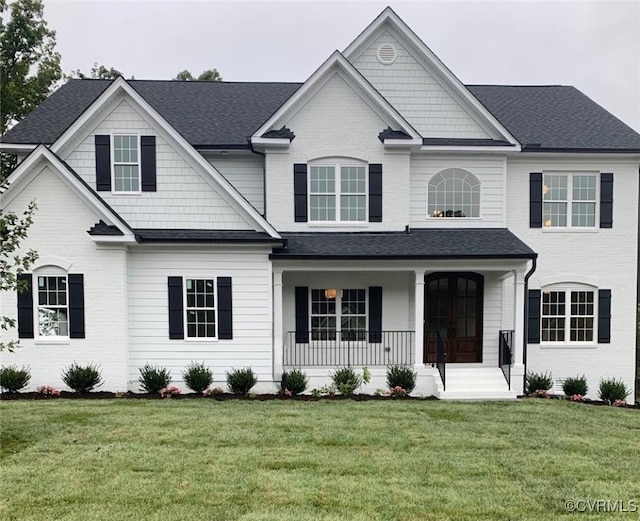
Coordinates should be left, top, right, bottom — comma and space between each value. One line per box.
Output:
271, 228, 536, 260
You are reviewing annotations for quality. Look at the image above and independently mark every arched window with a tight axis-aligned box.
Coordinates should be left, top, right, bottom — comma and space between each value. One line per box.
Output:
427, 168, 480, 218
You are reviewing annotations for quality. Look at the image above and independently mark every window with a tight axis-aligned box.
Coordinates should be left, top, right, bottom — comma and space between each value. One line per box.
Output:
543, 173, 596, 228
112, 134, 140, 192
310, 289, 367, 341
427, 168, 480, 218
309, 164, 366, 222
185, 279, 216, 338
542, 289, 595, 342
37, 276, 68, 337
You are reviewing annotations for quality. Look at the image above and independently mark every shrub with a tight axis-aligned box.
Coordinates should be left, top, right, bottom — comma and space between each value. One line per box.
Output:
386, 365, 417, 395
159, 385, 181, 398
281, 369, 308, 396
226, 367, 257, 395
203, 386, 225, 397
525, 371, 553, 395
562, 375, 588, 397
0, 365, 31, 393
61, 362, 103, 393
36, 385, 60, 396
182, 362, 213, 393
330, 367, 370, 396
138, 364, 171, 393
598, 378, 630, 404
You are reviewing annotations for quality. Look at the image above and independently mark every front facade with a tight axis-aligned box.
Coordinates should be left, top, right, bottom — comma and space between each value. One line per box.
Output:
2, 8, 639, 399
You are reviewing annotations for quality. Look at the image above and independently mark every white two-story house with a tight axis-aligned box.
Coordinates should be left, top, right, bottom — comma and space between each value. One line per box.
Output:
2, 8, 639, 399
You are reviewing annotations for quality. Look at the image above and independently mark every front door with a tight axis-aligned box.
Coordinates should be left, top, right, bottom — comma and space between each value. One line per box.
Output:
424, 273, 483, 363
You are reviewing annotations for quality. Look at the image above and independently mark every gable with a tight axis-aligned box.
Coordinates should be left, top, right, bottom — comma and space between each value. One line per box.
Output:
350, 29, 491, 140
62, 96, 255, 231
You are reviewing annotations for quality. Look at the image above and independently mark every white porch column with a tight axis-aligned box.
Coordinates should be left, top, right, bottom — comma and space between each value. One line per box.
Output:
512, 268, 526, 391
272, 269, 284, 382
414, 271, 425, 367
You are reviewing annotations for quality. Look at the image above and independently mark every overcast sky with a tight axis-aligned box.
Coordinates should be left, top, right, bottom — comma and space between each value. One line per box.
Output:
43, 0, 640, 132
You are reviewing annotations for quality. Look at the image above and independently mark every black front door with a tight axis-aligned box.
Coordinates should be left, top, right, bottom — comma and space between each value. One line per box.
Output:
424, 273, 483, 363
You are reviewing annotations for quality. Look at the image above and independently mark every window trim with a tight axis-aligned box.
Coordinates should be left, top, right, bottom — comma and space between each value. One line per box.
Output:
308, 161, 368, 223
426, 167, 482, 220
540, 284, 597, 347
542, 171, 599, 230
183, 277, 219, 341
110, 133, 142, 195
309, 287, 368, 343
34, 270, 70, 342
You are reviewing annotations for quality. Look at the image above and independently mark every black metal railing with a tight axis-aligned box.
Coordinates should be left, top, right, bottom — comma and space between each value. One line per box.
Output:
284, 331, 414, 367
435, 331, 446, 391
499, 329, 513, 390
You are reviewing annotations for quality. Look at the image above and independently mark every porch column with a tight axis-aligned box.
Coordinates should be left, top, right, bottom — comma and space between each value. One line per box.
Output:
273, 269, 284, 382
512, 268, 526, 391
414, 270, 425, 367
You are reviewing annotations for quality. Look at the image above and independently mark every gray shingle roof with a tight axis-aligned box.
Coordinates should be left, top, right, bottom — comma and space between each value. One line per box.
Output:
271, 229, 536, 260
3, 80, 640, 151
468, 85, 640, 151
133, 229, 282, 243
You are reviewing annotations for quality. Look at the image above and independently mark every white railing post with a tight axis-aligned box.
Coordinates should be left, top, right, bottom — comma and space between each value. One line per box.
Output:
273, 269, 284, 382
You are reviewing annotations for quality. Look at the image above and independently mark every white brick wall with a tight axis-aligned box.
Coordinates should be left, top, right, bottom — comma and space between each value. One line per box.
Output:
265, 72, 411, 231
0, 166, 129, 391
65, 98, 252, 230
351, 30, 491, 139
507, 155, 639, 398
410, 155, 505, 227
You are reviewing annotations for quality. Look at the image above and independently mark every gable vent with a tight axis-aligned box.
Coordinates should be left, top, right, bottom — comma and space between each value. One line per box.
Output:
376, 44, 397, 65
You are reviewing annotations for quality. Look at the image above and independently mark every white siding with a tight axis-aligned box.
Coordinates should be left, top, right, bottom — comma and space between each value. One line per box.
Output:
265, 72, 411, 231
507, 156, 639, 398
65, 98, 252, 230
127, 248, 273, 389
410, 155, 505, 227
351, 30, 490, 139
206, 154, 264, 214
0, 166, 128, 391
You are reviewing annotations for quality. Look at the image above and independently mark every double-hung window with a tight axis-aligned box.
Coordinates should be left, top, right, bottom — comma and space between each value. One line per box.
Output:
112, 134, 140, 192
37, 276, 68, 337
185, 278, 217, 338
542, 288, 595, 342
543, 173, 597, 228
309, 164, 366, 222
310, 289, 367, 341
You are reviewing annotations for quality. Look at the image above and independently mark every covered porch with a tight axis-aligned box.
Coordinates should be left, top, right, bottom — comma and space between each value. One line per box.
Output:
271, 229, 536, 399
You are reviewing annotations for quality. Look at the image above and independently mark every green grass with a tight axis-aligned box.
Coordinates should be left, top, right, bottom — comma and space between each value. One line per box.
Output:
0, 399, 639, 520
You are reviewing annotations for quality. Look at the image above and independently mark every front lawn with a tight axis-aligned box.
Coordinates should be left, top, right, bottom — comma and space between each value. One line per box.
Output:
1, 399, 638, 520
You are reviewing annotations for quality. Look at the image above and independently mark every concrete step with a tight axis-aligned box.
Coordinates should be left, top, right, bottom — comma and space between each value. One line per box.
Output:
434, 367, 517, 400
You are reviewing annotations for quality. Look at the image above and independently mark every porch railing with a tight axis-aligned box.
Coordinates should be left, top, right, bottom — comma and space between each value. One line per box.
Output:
434, 331, 446, 391
498, 329, 513, 390
285, 331, 414, 367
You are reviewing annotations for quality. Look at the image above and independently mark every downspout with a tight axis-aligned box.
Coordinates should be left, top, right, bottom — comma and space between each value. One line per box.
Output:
522, 255, 538, 395
248, 139, 267, 219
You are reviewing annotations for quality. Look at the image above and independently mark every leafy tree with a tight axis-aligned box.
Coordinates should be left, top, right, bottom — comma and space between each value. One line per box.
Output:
174, 68, 222, 81
67, 62, 124, 80
0, 0, 62, 180
0, 199, 38, 352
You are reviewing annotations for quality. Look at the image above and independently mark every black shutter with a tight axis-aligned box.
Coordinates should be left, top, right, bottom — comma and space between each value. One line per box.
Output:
294, 164, 308, 222
598, 289, 611, 343
141, 136, 157, 192
369, 164, 383, 222
168, 277, 184, 339
217, 277, 233, 340
68, 274, 85, 339
17, 274, 34, 339
529, 173, 542, 228
368, 286, 383, 343
527, 289, 541, 344
95, 135, 111, 191
600, 173, 613, 228
294, 286, 309, 343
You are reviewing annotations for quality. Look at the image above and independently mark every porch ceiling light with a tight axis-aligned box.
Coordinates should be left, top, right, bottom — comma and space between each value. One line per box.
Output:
544, 219, 552, 227
325, 288, 338, 299
543, 184, 550, 195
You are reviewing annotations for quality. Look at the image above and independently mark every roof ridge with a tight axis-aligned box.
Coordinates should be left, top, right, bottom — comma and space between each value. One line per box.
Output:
466, 84, 569, 88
